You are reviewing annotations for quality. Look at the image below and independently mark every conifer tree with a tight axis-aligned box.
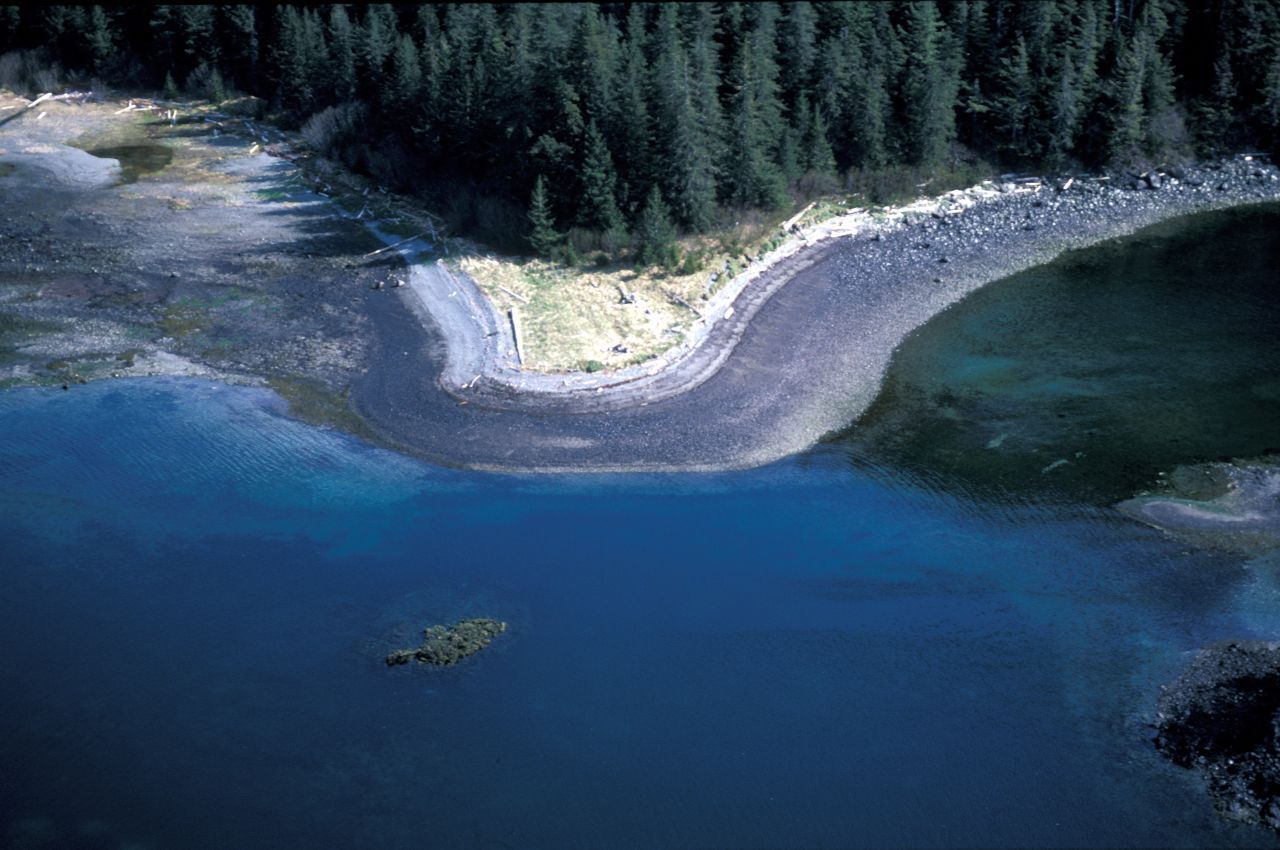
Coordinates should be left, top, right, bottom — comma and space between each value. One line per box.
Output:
385, 33, 422, 121
218, 6, 258, 92
578, 121, 626, 233
358, 4, 397, 98
636, 186, 676, 268
527, 175, 560, 258
1045, 50, 1082, 165
1103, 34, 1148, 164
992, 35, 1033, 158
1261, 53, 1280, 143
328, 5, 357, 102
1197, 50, 1236, 150
566, 4, 618, 131
723, 39, 787, 209
649, 6, 718, 231
614, 8, 653, 211
801, 97, 837, 177
83, 6, 114, 74
176, 5, 217, 79
900, 0, 958, 167
779, 1, 817, 110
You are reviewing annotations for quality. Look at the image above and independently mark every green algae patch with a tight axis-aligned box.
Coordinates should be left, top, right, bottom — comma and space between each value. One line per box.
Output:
85, 144, 173, 183
158, 305, 205, 338
386, 618, 507, 667
266, 375, 379, 443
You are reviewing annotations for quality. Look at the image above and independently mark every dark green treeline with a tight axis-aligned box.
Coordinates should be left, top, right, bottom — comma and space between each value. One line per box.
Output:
3, 2, 1279, 254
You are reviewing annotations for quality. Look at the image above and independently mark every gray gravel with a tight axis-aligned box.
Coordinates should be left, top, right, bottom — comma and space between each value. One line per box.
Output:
354, 158, 1280, 471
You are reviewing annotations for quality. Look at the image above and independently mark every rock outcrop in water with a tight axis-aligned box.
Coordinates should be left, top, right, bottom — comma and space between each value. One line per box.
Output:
1118, 457, 1280, 555
1154, 641, 1280, 832
385, 618, 507, 667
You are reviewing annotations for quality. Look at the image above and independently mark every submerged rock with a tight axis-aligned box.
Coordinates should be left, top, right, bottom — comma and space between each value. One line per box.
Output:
1117, 457, 1280, 555
385, 618, 507, 667
1154, 641, 1280, 833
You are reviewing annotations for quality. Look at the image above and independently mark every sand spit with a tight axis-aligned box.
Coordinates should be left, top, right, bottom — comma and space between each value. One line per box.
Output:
354, 158, 1280, 470
4, 90, 1279, 472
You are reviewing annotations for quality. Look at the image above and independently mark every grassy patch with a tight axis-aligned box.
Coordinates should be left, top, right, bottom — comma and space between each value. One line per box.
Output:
158, 305, 205, 338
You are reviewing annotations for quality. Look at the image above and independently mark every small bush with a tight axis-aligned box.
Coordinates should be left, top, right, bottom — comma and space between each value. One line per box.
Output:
473, 194, 527, 252
559, 242, 581, 267
677, 249, 705, 276
186, 63, 226, 102
600, 227, 630, 257
583, 359, 605, 373
566, 227, 602, 257
0, 50, 64, 96
0, 52, 22, 90
301, 102, 368, 159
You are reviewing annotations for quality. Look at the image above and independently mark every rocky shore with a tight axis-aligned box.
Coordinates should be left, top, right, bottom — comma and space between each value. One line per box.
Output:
405, 157, 1280, 417
355, 156, 1280, 470
3, 91, 1280, 471
1155, 641, 1280, 833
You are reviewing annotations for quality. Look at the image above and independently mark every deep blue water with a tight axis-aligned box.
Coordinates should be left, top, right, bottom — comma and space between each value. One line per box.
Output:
3, 205, 1280, 849
2, 378, 1278, 849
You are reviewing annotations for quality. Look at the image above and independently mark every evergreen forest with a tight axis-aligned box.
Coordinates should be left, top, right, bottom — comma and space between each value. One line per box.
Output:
3, 2, 1279, 257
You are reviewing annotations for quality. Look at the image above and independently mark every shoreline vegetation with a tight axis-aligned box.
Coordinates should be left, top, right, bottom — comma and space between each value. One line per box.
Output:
2, 88, 1280, 471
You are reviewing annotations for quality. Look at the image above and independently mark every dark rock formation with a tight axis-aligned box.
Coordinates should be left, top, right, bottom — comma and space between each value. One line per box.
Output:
1154, 641, 1280, 832
385, 618, 507, 667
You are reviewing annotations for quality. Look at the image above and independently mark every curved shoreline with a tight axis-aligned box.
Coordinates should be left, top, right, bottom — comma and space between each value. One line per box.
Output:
4, 94, 1276, 474
352, 158, 1280, 471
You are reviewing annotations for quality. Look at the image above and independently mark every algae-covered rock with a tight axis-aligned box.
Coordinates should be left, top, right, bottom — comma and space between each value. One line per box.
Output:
1154, 641, 1280, 833
385, 618, 507, 667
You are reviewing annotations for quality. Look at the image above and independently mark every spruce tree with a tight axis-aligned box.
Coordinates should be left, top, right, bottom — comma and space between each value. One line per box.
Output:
992, 35, 1033, 159
579, 121, 626, 233
83, 6, 114, 75
328, 5, 357, 103
636, 186, 676, 269
615, 8, 653, 212
1045, 50, 1081, 166
723, 39, 787, 209
527, 176, 560, 258
1261, 52, 1280, 144
218, 6, 258, 93
900, 0, 958, 167
176, 5, 217, 79
385, 33, 422, 121
1103, 34, 1147, 165
801, 97, 837, 178
779, 1, 817, 110
358, 4, 397, 98
649, 6, 718, 232
566, 4, 618, 131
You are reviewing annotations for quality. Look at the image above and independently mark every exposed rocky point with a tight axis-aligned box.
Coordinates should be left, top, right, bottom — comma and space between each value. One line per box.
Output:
385, 618, 507, 667
1154, 641, 1280, 832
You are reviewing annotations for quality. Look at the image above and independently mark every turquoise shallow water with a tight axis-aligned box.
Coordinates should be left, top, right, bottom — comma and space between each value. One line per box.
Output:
2, 205, 1279, 849
841, 204, 1280, 507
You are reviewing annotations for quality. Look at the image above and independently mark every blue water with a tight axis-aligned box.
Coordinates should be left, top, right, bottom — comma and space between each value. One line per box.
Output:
2, 378, 1278, 849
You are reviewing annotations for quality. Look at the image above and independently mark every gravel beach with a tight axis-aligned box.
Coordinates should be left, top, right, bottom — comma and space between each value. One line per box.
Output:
354, 158, 1280, 471
4, 92, 1279, 472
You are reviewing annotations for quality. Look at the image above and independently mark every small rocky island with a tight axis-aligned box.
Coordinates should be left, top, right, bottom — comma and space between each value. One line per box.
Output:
385, 618, 507, 667
1154, 641, 1280, 833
